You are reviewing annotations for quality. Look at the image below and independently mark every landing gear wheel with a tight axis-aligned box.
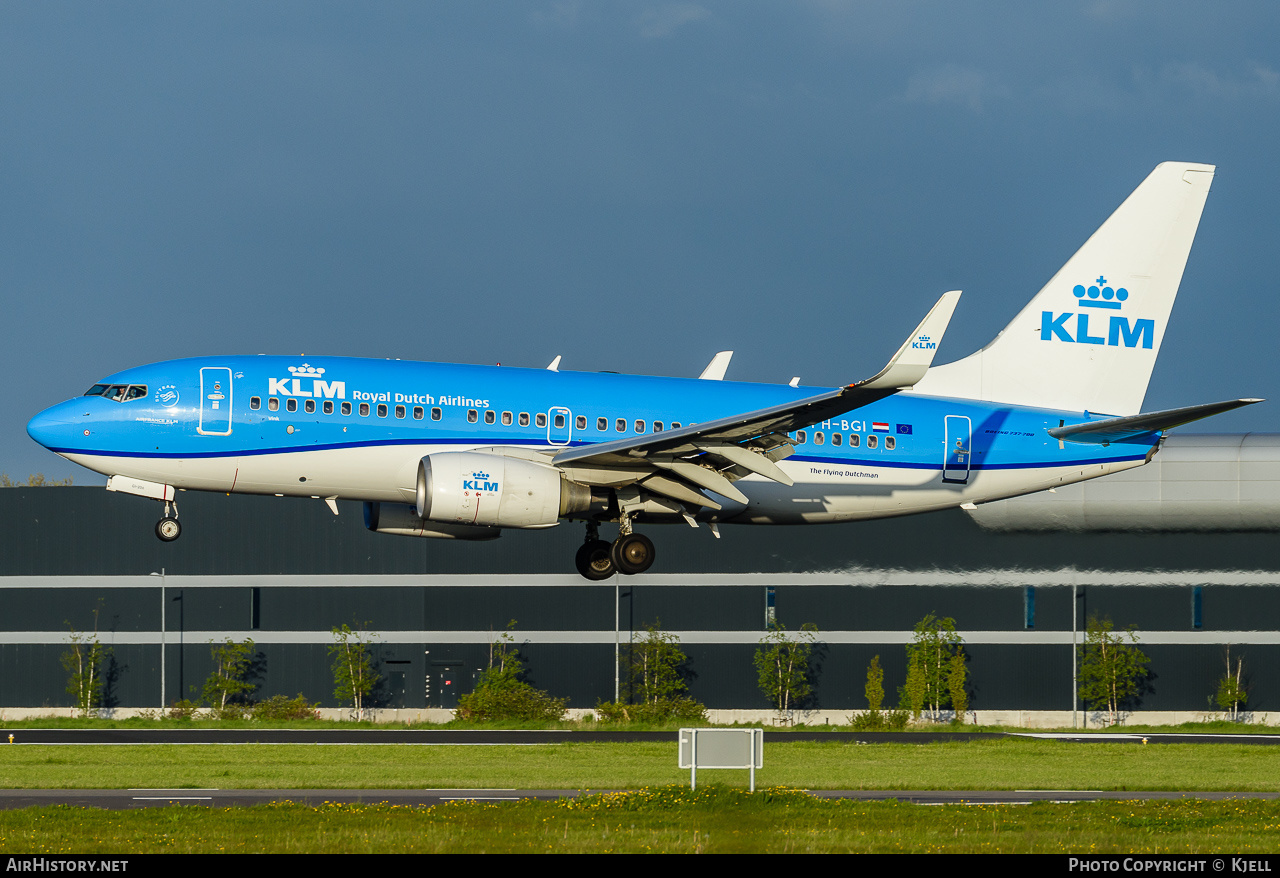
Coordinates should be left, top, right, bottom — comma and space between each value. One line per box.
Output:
611, 533, 655, 575
575, 539, 615, 580
155, 517, 181, 542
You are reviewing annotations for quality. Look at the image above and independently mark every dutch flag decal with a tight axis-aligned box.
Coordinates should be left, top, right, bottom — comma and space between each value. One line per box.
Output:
872, 422, 890, 432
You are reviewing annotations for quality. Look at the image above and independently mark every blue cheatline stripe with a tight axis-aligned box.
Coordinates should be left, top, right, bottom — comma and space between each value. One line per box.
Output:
52, 440, 1147, 472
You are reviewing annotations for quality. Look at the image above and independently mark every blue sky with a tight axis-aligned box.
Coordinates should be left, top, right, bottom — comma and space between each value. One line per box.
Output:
4, 2, 1278, 482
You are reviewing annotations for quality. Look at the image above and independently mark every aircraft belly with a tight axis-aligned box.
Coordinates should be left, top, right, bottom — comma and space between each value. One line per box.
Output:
729, 458, 1149, 524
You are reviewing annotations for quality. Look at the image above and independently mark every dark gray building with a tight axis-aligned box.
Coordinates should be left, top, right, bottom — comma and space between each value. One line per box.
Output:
1, 485, 1276, 719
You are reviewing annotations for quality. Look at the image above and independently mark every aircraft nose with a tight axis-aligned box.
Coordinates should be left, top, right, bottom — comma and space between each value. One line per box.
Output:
27, 401, 84, 451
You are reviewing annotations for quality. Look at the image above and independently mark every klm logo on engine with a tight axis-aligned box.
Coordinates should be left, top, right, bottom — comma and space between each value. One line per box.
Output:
1041, 276, 1154, 349
463, 471, 500, 492
268, 364, 346, 399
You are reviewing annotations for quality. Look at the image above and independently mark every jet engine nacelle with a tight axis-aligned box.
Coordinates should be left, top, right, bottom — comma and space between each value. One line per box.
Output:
363, 501, 500, 540
417, 451, 592, 528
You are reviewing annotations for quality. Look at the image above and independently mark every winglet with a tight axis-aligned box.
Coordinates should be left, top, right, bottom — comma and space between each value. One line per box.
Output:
698, 351, 733, 380
857, 291, 961, 391
546, 355, 562, 372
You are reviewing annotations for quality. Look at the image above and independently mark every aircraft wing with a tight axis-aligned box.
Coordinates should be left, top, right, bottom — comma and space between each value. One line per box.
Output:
550, 292, 960, 507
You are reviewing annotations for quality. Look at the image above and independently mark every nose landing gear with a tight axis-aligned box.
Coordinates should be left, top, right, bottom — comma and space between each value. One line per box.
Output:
155, 500, 181, 542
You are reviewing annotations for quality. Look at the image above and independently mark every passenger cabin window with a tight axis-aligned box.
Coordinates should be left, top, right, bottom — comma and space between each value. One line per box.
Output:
359, 403, 370, 417
616, 418, 626, 432
832, 433, 842, 446
653, 422, 663, 432
518, 412, 529, 426
796, 430, 807, 444
886, 436, 896, 450
575, 415, 586, 430
413, 406, 423, 420
553, 413, 565, 429
375, 403, 387, 418
814, 431, 824, 445
503, 411, 513, 426
431, 408, 441, 421
536, 413, 547, 428
323, 401, 334, 414
634, 420, 645, 434
395, 405, 405, 419
341, 402, 352, 416
867, 434, 877, 449
597, 417, 608, 431
250, 397, 261, 410
671, 422, 682, 430
467, 410, 478, 423
849, 434, 859, 447
286, 399, 297, 413
268, 398, 279, 412
304, 400, 315, 414
484, 410, 495, 424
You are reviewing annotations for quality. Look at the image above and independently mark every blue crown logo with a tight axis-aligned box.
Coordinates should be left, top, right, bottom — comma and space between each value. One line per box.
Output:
472, 471, 490, 480
1073, 275, 1128, 310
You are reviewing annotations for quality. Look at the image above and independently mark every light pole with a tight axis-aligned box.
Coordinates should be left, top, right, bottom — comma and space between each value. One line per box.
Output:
149, 569, 165, 709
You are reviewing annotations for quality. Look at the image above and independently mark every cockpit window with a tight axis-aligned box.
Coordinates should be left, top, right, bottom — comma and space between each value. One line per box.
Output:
84, 384, 147, 402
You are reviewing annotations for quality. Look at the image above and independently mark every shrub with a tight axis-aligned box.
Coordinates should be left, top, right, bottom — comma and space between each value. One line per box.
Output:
595, 697, 707, 724
251, 694, 321, 721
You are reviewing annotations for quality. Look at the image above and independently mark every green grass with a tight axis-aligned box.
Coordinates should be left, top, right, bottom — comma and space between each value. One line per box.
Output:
3, 739, 1279, 792
3, 788, 1280, 853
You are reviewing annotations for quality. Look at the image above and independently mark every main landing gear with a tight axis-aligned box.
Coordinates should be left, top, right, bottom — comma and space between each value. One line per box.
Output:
155, 500, 181, 542
574, 519, 656, 580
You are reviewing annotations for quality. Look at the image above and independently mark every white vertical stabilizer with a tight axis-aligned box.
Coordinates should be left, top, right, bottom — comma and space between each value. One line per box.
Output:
911, 162, 1215, 416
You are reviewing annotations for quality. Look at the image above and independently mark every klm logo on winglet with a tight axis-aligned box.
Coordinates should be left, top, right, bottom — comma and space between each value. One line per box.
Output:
463, 471, 500, 492
268, 364, 346, 399
911, 334, 936, 350
1040, 276, 1154, 349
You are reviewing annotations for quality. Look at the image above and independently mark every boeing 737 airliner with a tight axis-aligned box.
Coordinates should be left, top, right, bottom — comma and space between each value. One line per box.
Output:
27, 162, 1260, 579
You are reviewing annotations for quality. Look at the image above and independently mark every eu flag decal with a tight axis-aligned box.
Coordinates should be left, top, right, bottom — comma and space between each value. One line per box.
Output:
897, 424, 913, 435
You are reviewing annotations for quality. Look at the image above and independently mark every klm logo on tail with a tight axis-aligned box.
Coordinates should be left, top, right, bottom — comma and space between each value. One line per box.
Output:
1041, 276, 1154, 349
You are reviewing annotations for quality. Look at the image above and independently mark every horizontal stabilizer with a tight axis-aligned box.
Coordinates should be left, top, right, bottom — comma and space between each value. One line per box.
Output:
1048, 399, 1263, 444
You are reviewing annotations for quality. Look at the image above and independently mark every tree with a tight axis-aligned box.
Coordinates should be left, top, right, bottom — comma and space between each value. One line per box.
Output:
754, 622, 818, 715
330, 623, 380, 719
864, 654, 885, 714
597, 621, 706, 723
1077, 615, 1150, 726
905, 613, 964, 721
1214, 645, 1247, 722
0, 473, 73, 487
947, 652, 969, 724
61, 608, 108, 716
202, 638, 256, 715
455, 621, 567, 723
